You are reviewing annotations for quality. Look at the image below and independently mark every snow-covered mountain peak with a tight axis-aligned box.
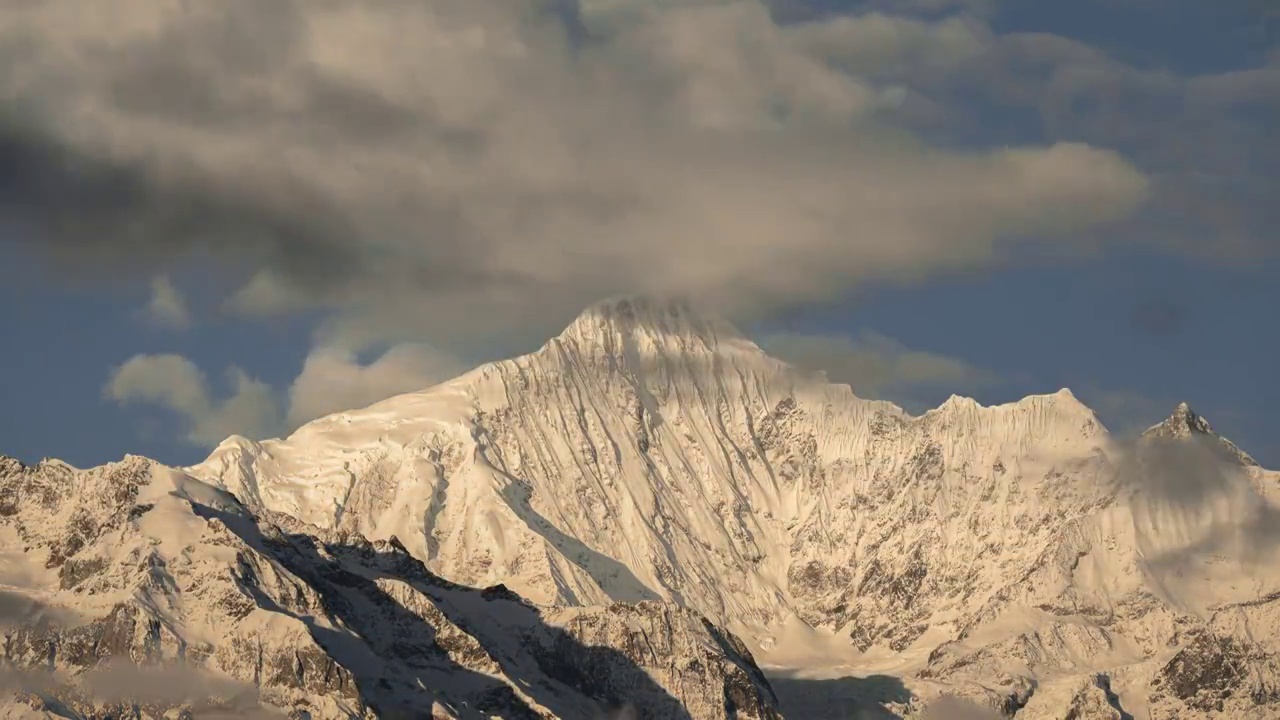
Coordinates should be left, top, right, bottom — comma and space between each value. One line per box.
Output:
552, 295, 762, 365
1012, 387, 1100, 422
30, 290, 1274, 717
1147, 401, 1213, 437
1142, 402, 1259, 467
937, 393, 981, 411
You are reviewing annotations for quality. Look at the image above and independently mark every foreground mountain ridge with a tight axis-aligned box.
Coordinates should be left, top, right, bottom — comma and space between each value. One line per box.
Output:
0, 453, 782, 719
6, 296, 1280, 718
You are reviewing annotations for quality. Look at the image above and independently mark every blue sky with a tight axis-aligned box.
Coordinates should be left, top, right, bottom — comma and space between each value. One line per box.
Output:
1, 0, 1276, 468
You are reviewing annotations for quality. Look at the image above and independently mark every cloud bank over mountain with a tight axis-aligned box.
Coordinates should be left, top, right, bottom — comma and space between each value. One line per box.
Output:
0, 0, 1150, 353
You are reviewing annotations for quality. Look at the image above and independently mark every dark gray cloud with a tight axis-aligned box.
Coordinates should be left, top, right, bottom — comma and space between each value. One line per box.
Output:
0, 0, 1147, 355
893, 25, 1280, 261
0, 110, 365, 293
1122, 434, 1247, 507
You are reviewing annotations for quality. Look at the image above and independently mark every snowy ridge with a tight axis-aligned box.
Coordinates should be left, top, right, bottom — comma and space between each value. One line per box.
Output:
191, 298, 1115, 641
0, 454, 781, 719
180, 297, 1280, 718
8, 297, 1277, 717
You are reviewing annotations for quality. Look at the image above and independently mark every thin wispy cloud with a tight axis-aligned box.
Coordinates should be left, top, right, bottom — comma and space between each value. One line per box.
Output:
0, 589, 82, 628
81, 662, 285, 718
759, 330, 998, 409
140, 275, 193, 330
0, 658, 285, 718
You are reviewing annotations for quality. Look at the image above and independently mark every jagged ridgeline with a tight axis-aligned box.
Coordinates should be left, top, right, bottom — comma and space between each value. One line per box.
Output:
4, 297, 1280, 718
0, 455, 781, 719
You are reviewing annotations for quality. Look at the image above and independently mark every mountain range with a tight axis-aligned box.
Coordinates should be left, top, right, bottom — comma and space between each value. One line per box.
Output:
3, 297, 1278, 719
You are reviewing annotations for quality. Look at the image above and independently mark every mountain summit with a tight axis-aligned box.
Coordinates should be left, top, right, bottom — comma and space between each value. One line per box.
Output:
179, 297, 1280, 717
7, 297, 1280, 717
552, 295, 766, 376
1144, 402, 1260, 467
1145, 401, 1213, 437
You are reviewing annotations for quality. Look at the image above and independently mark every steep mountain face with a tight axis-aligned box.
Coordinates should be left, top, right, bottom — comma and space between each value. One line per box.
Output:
0, 454, 781, 719
191, 299, 1117, 646
185, 297, 1280, 719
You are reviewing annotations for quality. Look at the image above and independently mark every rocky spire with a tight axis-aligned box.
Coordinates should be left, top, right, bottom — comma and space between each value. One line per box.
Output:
1143, 402, 1259, 467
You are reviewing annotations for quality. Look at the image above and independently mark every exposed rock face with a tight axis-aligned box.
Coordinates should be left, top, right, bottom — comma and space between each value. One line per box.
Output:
1149, 630, 1280, 716
0, 455, 780, 719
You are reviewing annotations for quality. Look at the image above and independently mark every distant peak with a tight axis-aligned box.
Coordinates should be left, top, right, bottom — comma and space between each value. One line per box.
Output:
1146, 402, 1213, 437
1142, 402, 1260, 467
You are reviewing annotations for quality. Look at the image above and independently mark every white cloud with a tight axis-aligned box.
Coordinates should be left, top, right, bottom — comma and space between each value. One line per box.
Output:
0, 0, 1149, 355
140, 275, 192, 330
758, 330, 996, 404
81, 662, 282, 717
286, 344, 465, 427
104, 354, 281, 446
105, 343, 464, 446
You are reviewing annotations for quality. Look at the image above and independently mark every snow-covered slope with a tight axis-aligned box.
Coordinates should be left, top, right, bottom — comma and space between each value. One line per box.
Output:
0, 454, 781, 719
185, 296, 1280, 718
190, 299, 1114, 641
